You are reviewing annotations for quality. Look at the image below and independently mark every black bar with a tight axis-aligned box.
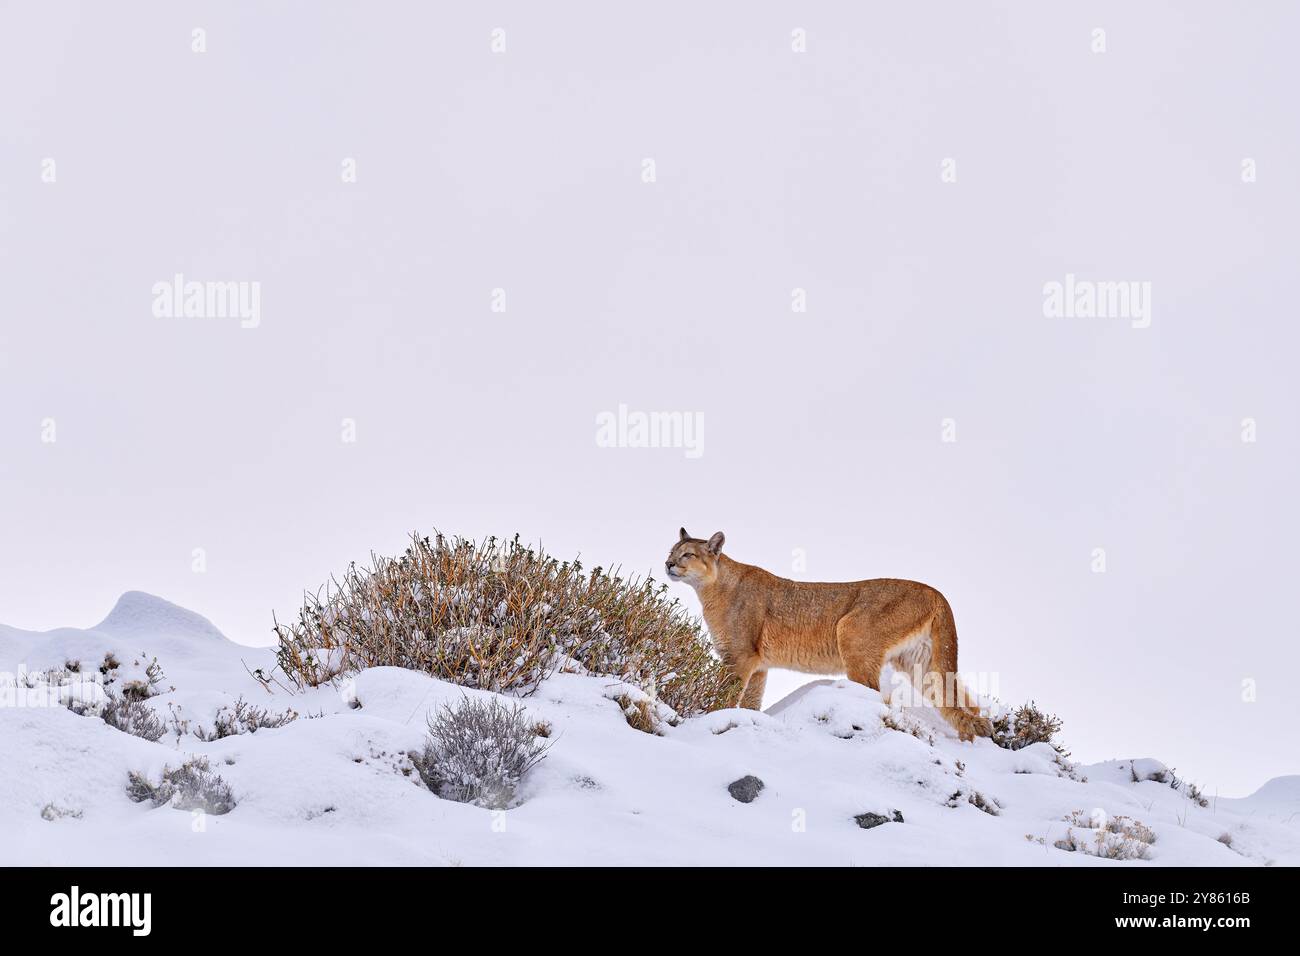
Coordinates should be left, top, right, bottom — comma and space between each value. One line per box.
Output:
1, 866, 1280, 941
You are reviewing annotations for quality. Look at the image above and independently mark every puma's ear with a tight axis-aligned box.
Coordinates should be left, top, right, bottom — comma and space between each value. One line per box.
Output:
679, 527, 690, 542
707, 531, 725, 555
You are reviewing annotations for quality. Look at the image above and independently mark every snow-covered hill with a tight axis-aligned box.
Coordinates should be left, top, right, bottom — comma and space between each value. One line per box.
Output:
1, 593, 1296, 866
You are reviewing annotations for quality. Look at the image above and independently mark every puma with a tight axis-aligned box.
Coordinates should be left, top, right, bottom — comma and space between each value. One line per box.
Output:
666, 529, 992, 740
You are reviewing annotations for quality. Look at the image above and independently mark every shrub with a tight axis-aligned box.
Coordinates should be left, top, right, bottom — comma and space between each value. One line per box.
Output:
64, 683, 166, 742
119, 657, 167, 701
1055, 810, 1155, 860
991, 701, 1068, 756
411, 696, 550, 809
101, 692, 167, 742
194, 696, 297, 741
267, 532, 739, 715
126, 757, 235, 815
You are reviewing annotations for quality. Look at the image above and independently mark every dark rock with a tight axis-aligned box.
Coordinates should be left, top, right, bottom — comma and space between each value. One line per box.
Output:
728, 775, 765, 803
855, 809, 904, 829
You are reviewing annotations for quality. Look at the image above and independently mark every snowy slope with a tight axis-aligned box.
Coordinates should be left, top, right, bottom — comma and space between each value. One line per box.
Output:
1, 593, 1296, 866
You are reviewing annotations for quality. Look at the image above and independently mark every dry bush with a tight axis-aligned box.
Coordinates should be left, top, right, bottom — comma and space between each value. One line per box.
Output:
267, 532, 739, 715
62, 681, 165, 742
126, 757, 235, 815
119, 657, 167, 701
101, 692, 167, 742
194, 696, 297, 741
411, 696, 550, 809
991, 701, 1068, 756
1055, 810, 1155, 860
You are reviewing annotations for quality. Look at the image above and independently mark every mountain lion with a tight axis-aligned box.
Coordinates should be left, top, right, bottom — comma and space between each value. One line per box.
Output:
666, 528, 991, 740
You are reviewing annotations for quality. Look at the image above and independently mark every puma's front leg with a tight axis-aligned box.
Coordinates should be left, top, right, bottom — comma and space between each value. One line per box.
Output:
726, 652, 762, 710
738, 669, 767, 710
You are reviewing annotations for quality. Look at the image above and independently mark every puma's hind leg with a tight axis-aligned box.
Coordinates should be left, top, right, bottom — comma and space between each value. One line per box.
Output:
926, 606, 992, 741
835, 608, 888, 691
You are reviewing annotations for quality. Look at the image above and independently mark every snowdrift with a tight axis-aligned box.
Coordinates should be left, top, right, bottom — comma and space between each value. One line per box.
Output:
1, 592, 1296, 866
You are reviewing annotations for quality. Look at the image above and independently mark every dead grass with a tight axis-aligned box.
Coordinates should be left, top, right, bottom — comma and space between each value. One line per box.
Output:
613, 693, 669, 735
946, 788, 1002, 815
882, 710, 935, 745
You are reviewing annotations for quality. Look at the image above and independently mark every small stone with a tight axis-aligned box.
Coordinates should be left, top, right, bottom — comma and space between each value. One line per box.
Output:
855, 809, 904, 829
728, 775, 765, 803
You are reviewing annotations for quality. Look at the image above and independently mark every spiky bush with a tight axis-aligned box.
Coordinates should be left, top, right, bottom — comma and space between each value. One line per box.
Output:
268, 532, 739, 715
411, 697, 550, 809
992, 700, 1067, 756
126, 757, 235, 815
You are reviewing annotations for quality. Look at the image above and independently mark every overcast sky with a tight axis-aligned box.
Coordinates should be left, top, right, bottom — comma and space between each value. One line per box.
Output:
2, 1, 1297, 796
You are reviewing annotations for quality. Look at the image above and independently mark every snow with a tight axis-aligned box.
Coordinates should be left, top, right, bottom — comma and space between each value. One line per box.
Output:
1, 592, 1297, 866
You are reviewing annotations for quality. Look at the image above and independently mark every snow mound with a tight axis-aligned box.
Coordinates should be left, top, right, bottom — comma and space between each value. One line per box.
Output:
1219, 775, 1300, 822
1, 595, 1297, 867
0, 592, 262, 692
95, 591, 232, 645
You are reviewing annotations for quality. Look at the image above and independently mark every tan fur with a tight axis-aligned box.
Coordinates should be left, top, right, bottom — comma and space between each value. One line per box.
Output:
666, 529, 992, 741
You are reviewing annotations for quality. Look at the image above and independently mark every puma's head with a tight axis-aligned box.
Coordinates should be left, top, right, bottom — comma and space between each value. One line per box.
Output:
665, 527, 725, 587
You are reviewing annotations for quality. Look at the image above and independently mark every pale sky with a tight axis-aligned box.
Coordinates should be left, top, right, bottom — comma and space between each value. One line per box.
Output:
2, 1, 1297, 796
